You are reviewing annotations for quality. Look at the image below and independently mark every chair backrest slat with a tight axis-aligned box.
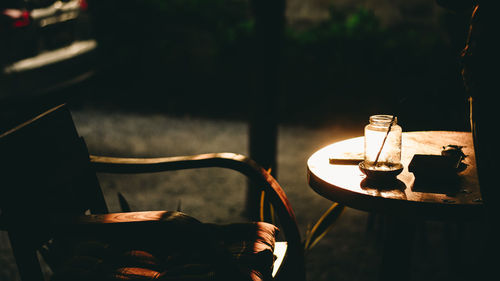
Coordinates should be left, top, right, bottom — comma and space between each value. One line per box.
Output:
0, 104, 107, 281
0, 104, 108, 224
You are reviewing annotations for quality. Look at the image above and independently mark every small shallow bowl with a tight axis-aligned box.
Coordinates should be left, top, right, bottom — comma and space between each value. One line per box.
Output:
359, 161, 403, 180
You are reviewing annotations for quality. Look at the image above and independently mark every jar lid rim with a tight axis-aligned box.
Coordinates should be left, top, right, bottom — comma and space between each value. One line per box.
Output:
369, 114, 397, 124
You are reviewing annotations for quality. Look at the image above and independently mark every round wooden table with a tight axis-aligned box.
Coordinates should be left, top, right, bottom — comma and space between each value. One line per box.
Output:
307, 131, 483, 220
307, 131, 484, 280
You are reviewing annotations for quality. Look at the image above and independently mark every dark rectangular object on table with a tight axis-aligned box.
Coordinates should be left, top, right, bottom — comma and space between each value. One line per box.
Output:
409, 154, 460, 194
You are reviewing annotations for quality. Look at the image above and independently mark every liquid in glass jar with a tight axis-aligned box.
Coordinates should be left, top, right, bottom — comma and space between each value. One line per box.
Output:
364, 115, 402, 171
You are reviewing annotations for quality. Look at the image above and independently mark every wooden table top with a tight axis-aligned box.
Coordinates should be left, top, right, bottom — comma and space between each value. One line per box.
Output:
307, 131, 484, 220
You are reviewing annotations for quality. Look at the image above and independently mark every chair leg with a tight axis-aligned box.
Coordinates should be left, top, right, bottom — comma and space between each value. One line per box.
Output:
8, 231, 45, 281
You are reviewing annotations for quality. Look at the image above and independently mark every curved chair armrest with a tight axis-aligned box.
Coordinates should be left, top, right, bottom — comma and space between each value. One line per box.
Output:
90, 153, 262, 174
89, 152, 304, 279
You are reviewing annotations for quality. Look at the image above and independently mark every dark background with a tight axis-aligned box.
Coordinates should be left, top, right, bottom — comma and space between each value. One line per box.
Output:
71, 0, 472, 130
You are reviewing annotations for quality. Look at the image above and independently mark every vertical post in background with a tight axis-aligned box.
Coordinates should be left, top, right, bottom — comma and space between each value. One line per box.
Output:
246, 0, 285, 220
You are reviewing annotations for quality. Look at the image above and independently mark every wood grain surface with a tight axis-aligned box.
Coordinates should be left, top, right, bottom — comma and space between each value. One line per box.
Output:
307, 131, 484, 220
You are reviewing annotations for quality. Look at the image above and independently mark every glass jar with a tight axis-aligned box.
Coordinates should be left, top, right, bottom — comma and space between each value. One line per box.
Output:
364, 115, 402, 171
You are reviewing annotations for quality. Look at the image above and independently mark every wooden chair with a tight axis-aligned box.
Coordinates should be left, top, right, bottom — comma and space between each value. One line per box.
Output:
0, 104, 304, 281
